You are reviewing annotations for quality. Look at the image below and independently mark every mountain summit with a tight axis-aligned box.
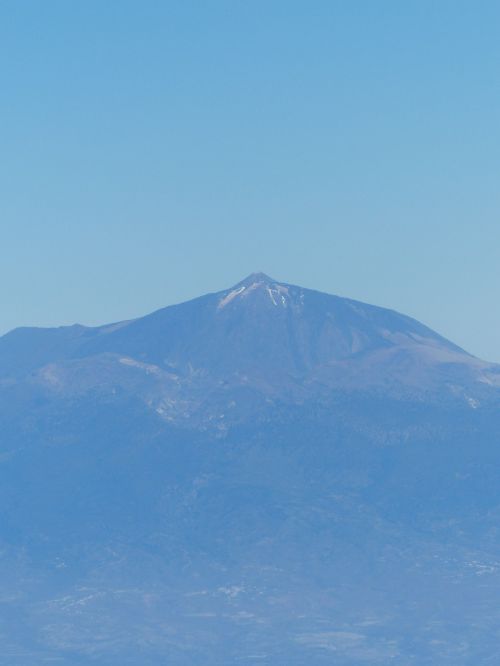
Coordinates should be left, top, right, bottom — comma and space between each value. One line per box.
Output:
234, 271, 276, 285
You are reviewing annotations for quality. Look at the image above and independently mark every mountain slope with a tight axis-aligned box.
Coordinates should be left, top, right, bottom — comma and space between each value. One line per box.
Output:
1, 275, 500, 664
2, 273, 499, 428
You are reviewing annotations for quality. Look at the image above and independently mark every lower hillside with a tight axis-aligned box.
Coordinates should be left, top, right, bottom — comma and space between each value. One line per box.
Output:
0, 390, 500, 664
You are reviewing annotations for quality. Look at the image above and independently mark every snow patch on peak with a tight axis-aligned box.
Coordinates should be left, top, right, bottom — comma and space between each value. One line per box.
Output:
218, 286, 246, 309
218, 277, 292, 310
267, 288, 278, 306
266, 284, 289, 306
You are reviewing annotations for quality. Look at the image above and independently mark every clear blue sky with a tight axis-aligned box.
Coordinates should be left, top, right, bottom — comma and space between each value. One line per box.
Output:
1, 1, 500, 360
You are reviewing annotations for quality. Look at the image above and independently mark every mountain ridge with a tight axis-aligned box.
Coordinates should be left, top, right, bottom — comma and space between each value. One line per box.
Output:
1, 274, 499, 428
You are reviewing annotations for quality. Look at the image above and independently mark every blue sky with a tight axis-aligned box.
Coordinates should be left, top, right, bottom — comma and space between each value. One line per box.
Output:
1, 1, 500, 360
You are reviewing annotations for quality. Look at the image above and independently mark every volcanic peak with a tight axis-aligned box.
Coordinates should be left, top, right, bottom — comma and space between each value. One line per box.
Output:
218, 273, 290, 310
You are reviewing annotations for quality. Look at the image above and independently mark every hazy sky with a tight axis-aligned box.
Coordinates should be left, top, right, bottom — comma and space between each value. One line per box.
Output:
1, 1, 500, 360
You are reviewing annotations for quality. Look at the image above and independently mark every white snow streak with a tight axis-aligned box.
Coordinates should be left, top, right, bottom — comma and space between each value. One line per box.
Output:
218, 286, 246, 309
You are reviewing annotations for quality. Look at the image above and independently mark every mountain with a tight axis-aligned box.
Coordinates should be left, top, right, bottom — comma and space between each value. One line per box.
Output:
2, 272, 499, 427
1, 274, 500, 665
